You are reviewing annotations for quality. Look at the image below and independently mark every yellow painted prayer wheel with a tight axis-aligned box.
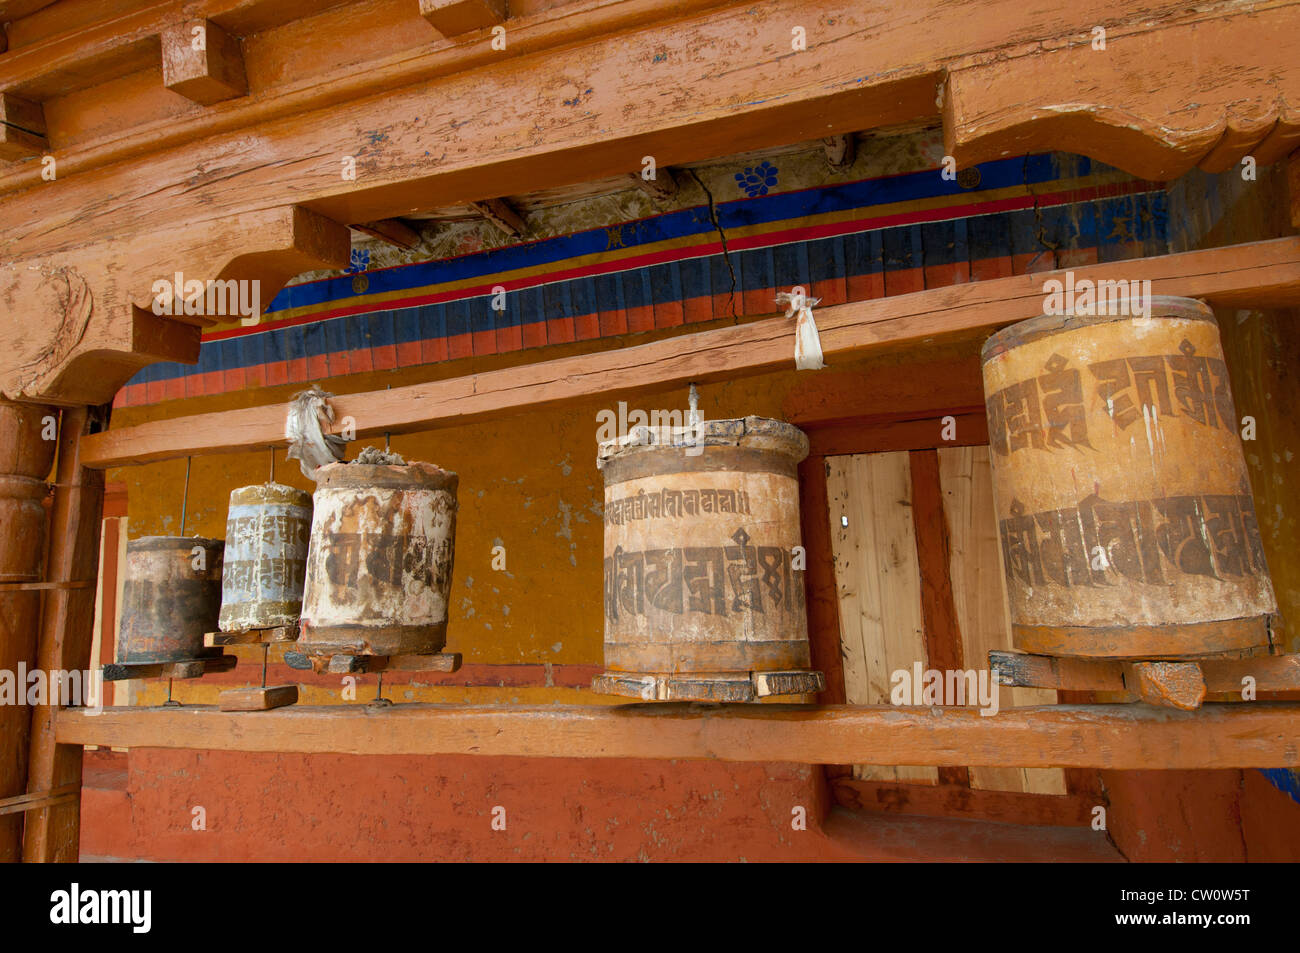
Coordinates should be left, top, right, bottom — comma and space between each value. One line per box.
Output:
980, 295, 1277, 658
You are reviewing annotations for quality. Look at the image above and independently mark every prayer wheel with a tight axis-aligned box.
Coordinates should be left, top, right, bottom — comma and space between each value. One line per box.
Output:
218, 483, 313, 632
593, 416, 825, 702
981, 295, 1277, 658
298, 461, 458, 656
118, 537, 225, 663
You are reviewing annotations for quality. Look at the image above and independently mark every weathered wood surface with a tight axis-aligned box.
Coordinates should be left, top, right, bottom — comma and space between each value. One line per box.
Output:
3, 0, 1293, 250
991, 650, 1300, 697
101, 654, 239, 682
54, 702, 1300, 768
78, 238, 1300, 465
0, 205, 348, 405
944, 3, 1300, 178
22, 407, 104, 863
938, 445, 1066, 795
827, 452, 937, 784
218, 685, 298, 712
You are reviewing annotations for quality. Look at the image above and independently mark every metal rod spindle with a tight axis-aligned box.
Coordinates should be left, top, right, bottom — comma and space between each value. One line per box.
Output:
179, 456, 192, 536
376, 671, 384, 703
261, 643, 269, 689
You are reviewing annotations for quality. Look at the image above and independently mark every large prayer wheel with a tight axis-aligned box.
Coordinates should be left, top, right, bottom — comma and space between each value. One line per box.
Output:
980, 295, 1277, 658
118, 537, 225, 663
298, 461, 458, 656
593, 416, 825, 702
218, 482, 312, 632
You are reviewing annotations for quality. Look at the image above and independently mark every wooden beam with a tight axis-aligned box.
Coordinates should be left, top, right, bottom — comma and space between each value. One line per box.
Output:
943, 4, 1300, 179
54, 702, 1300, 769
822, 134, 855, 171
628, 168, 678, 203
0, 91, 46, 160
162, 19, 248, 106
352, 218, 422, 250
79, 237, 1300, 468
470, 198, 525, 237
419, 0, 507, 38
23, 407, 105, 863
5, 0, 1274, 260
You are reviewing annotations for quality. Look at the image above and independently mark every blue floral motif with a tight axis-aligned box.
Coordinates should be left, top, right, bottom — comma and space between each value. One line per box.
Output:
735, 160, 779, 197
345, 247, 371, 274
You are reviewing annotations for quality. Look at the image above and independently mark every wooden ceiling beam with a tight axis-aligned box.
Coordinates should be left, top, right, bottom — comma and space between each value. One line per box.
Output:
352, 218, 422, 250
470, 198, 526, 237
161, 18, 248, 106
76, 237, 1300, 467
419, 0, 507, 39
821, 134, 855, 171
943, 3, 1300, 179
0, 91, 45, 159
54, 702, 1300, 769
5, 0, 1285, 259
628, 168, 677, 203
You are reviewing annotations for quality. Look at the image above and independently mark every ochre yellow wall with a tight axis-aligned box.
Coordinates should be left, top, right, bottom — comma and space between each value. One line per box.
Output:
111, 327, 940, 706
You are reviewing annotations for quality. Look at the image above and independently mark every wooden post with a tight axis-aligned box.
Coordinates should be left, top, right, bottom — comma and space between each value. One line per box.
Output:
0, 400, 57, 861
22, 406, 105, 863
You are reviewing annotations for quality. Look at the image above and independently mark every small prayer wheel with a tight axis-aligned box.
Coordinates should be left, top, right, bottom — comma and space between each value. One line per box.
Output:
118, 537, 225, 663
218, 483, 312, 632
981, 295, 1277, 658
593, 416, 824, 702
298, 461, 458, 656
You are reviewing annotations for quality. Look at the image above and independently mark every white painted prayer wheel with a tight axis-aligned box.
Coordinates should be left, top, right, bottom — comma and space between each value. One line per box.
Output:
298, 461, 458, 656
218, 483, 313, 632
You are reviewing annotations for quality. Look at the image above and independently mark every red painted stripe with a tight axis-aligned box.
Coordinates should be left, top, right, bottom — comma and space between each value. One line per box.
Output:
496, 324, 522, 353
395, 341, 421, 368
472, 328, 498, 356
446, 332, 474, 360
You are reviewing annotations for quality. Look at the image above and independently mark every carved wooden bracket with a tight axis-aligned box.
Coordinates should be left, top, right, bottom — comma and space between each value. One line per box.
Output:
0, 205, 349, 406
942, 5, 1300, 180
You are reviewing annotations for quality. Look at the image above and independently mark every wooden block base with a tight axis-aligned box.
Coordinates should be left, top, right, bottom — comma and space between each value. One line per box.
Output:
282, 651, 463, 676
205, 625, 297, 647
990, 650, 1300, 710
102, 654, 238, 682
593, 669, 825, 703
218, 685, 299, 711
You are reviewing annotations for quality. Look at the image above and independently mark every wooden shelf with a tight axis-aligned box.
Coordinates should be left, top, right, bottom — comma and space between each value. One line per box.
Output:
79, 238, 1300, 469
55, 702, 1300, 769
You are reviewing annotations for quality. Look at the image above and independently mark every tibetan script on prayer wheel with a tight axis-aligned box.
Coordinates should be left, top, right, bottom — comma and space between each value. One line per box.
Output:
981, 296, 1277, 658
593, 416, 824, 701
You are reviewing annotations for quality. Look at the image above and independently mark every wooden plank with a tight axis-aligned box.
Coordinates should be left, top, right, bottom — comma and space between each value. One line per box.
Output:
218, 685, 298, 712
827, 453, 936, 784
832, 778, 1097, 827
22, 407, 104, 864
909, 450, 969, 787
78, 238, 1300, 469
352, 218, 421, 250
53, 702, 1300, 768
938, 445, 1067, 795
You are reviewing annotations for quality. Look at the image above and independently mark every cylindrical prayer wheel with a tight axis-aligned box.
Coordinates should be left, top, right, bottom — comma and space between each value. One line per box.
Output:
594, 416, 824, 702
980, 295, 1277, 658
298, 461, 458, 656
218, 483, 312, 632
118, 537, 225, 663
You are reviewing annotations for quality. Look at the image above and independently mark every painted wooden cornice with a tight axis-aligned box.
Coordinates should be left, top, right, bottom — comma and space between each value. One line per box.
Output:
0, 0, 1297, 405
